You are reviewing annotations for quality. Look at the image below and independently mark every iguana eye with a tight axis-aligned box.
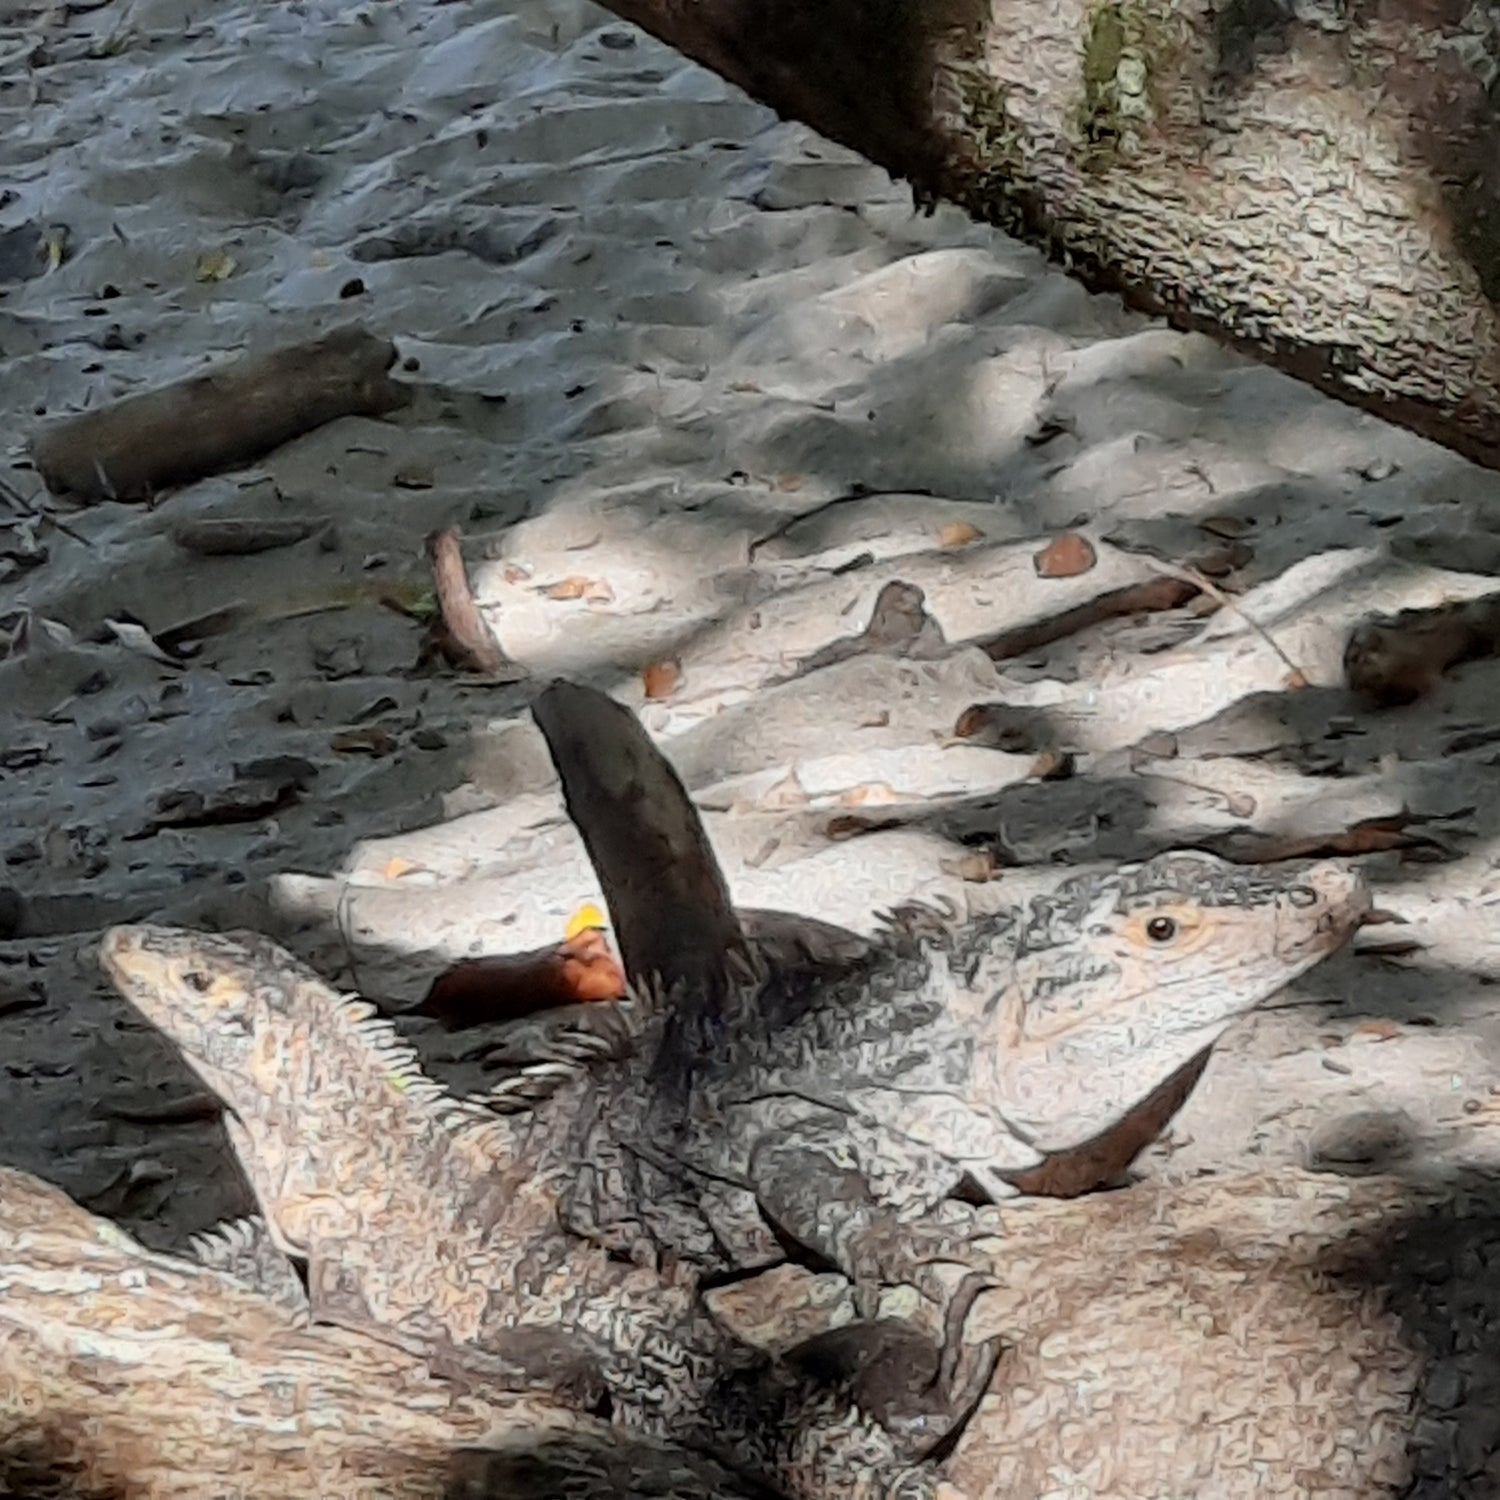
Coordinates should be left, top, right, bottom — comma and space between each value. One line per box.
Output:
183, 970, 212, 992
1145, 916, 1178, 943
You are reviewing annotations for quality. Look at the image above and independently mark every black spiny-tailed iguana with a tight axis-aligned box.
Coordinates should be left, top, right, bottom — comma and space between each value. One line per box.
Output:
98, 690, 1370, 1500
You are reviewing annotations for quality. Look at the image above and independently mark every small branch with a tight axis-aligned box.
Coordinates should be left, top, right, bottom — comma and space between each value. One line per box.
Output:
424, 526, 517, 677
29, 325, 410, 503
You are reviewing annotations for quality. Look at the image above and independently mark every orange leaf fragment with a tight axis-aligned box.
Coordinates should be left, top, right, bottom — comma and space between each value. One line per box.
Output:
840, 782, 897, 806
1033, 531, 1097, 578
643, 660, 682, 700
1349, 1020, 1402, 1043
939, 521, 982, 548
382, 857, 417, 880
565, 903, 609, 940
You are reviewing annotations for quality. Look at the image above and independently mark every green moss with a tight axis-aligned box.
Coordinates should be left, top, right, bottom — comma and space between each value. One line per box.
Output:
1071, 0, 1182, 171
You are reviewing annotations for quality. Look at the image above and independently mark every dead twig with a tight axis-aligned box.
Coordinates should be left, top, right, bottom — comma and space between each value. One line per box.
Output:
423, 526, 516, 677
1140, 556, 1310, 684
982, 576, 1199, 660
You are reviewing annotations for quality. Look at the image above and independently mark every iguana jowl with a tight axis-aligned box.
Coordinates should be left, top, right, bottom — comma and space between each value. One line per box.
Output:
99, 853, 1367, 1498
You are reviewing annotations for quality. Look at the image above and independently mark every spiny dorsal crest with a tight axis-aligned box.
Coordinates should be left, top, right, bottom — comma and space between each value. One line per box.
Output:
187, 1215, 271, 1268
329, 992, 518, 1153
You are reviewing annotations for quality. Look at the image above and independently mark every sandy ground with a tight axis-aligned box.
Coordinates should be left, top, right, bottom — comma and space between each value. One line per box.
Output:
2, 0, 1500, 1305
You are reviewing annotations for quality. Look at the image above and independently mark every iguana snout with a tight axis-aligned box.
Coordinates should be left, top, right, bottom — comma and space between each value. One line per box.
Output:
1267, 858, 1372, 961
990, 853, 1371, 1173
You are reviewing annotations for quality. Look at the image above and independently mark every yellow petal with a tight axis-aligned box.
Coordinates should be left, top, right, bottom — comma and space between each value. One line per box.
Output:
565, 903, 608, 941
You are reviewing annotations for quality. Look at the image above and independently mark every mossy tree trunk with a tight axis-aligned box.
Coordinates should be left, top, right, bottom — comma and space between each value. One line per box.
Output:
597, 0, 1500, 471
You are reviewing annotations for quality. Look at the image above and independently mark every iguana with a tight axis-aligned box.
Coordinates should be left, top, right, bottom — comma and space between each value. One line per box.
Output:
97, 684, 1370, 1499
98, 858, 1367, 1494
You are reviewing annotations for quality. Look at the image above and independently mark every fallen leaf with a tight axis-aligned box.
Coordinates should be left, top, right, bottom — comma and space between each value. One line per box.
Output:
544, 576, 615, 604
382, 857, 418, 880
1285, 670, 1309, 690
565, 903, 609, 940
941, 850, 997, 882
1349, 1020, 1403, 1043
758, 771, 809, 810
1029, 749, 1075, 781
840, 783, 897, 806
377, 587, 439, 623
195, 248, 238, 282
104, 618, 179, 666
1033, 532, 1097, 578
772, 475, 803, 493
643, 660, 681, 700
502, 563, 531, 584
939, 521, 982, 548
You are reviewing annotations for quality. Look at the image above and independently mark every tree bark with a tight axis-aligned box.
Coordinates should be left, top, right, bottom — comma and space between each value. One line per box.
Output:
595, 0, 1500, 472
0, 1165, 759, 1500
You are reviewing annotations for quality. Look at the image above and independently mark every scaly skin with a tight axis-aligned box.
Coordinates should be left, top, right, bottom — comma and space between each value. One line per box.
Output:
560, 852, 1371, 1297
99, 923, 947, 1500
98, 852, 1367, 1498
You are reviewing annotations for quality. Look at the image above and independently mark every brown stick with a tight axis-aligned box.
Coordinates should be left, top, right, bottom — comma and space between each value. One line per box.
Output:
530, 680, 747, 1005
424, 526, 516, 676
982, 577, 1200, 660
29, 325, 410, 503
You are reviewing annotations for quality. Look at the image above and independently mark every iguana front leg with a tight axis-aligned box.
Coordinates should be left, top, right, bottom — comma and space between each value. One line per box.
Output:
703, 1347, 976, 1500
779, 1271, 1002, 1467
301, 1235, 612, 1409
749, 1121, 986, 1307
748, 1121, 1000, 1457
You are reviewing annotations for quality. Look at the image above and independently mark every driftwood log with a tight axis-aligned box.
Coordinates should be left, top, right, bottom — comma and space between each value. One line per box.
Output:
29, 325, 410, 502
0, 1164, 758, 1500
2, 1151, 1491, 1498
593, 0, 1500, 471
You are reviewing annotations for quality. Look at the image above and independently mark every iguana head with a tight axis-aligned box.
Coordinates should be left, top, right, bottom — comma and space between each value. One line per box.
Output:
985, 852, 1369, 1178
100, 924, 350, 1103
97, 923, 501, 1245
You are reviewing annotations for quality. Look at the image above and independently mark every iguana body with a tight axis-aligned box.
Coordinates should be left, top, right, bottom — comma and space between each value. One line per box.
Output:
100, 849, 1366, 1499
0, 1155, 1450, 1500
550, 851, 1369, 1295
98, 659, 1369, 1500
100, 923, 949, 1500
